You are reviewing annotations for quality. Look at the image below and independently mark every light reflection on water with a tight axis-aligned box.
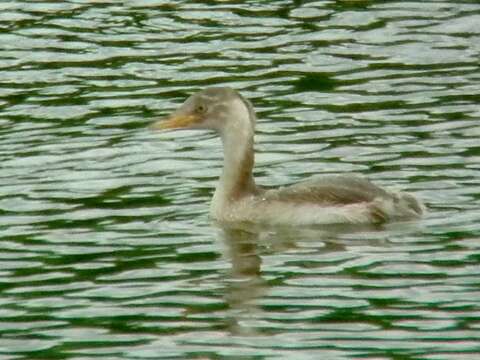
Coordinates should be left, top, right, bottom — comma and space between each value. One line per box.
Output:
1, 0, 480, 359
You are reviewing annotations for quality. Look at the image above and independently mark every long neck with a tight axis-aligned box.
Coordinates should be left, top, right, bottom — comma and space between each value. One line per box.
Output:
216, 117, 256, 202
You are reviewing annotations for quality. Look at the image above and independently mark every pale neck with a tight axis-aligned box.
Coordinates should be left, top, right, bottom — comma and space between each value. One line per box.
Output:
217, 119, 256, 201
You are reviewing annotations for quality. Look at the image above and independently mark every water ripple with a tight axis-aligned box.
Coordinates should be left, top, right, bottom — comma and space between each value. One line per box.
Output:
1, 1, 480, 359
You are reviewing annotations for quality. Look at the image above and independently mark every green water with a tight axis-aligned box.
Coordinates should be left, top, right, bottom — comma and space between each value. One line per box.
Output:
1, 1, 480, 359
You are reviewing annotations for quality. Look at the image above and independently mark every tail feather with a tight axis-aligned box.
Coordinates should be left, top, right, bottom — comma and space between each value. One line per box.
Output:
369, 191, 425, 223
398, 192, 425, 218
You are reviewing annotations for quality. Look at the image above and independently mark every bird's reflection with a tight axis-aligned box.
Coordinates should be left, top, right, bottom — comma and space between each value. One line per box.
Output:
216, 221, 390, 335
218, 226, 265, 336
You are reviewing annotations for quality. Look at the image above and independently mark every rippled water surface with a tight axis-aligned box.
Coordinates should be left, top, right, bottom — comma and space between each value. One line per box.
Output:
1, 1, 480, 359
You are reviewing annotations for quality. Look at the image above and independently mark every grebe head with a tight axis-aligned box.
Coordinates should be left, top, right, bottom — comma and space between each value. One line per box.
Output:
151, 87, 256, 134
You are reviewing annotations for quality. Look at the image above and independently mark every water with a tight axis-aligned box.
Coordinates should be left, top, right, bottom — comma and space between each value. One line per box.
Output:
1, 1, 480, 359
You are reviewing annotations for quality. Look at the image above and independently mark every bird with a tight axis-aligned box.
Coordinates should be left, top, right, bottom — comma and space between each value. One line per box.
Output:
151, 87, 425, 226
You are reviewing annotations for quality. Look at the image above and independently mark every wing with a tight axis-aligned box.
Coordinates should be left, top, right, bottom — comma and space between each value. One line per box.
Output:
264, 175, 392, 206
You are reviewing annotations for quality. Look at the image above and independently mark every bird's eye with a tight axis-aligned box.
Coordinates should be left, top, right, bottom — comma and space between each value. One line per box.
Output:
196, 104, 207, 114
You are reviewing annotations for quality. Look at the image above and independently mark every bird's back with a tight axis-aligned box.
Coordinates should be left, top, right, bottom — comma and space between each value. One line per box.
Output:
256, 174, 424, 224
265, 175, 389, 205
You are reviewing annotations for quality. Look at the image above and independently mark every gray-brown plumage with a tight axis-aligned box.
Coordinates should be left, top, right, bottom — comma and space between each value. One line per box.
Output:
151, 87, 425, 225
265, 175, 390, 205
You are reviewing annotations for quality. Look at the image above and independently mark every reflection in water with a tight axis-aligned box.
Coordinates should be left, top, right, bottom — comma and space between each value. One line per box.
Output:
220, 227, 265, 336
217, 219, 427, 338
218, 222, 389, 336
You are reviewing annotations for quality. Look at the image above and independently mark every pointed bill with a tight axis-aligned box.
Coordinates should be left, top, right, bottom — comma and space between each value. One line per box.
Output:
150, 114, 201, 130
